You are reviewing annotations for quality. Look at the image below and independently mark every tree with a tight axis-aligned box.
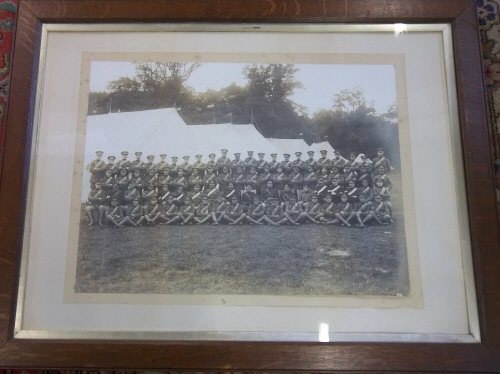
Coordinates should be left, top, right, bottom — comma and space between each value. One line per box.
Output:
103, 62, 200, 112
242, 64, 305, 137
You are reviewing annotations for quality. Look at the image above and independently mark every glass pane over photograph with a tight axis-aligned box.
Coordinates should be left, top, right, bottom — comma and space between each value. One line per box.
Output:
16, 24, 477, 341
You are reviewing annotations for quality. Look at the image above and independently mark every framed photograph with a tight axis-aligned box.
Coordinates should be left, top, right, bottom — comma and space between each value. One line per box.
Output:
1, 0, 499, 371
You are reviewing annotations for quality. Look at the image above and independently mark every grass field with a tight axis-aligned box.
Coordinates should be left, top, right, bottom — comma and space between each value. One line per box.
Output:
75, 221, 409, 296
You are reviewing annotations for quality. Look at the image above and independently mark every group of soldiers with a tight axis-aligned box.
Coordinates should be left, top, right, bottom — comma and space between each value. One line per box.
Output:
85, 147, 394, 228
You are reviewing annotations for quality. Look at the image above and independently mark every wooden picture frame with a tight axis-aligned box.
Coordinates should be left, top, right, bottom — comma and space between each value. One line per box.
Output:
1, 0, 499, 370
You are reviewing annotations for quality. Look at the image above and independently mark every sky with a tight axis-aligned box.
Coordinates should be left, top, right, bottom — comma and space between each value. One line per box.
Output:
90, 61, 397, 115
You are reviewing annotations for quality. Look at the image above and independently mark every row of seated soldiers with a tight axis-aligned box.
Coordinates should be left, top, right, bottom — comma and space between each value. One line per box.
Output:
86, 188, 392, 228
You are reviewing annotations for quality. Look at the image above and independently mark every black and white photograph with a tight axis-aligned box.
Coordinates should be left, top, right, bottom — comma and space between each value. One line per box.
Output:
74, 57, 411, 301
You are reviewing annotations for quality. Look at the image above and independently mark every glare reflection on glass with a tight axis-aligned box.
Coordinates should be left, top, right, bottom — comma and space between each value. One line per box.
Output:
318, 322, 330, 342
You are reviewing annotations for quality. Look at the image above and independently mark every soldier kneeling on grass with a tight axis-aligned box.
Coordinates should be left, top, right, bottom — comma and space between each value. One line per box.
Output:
262, 198, 288, 226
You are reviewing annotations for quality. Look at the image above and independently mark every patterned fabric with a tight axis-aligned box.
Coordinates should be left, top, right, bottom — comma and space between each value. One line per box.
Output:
0, 0, 16, 175
478, 0, 500, 195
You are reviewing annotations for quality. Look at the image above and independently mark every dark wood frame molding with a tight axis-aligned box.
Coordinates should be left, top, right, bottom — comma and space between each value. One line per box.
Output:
1, 0, 499, 371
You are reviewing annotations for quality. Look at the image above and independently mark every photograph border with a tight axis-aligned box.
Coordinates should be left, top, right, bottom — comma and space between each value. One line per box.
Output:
1, 0, 499, 371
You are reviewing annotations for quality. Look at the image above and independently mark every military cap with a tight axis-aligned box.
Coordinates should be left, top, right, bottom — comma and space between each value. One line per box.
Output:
258, 153, 265, 156
171, 156, 178, 160
183, 155, 190, 159
320, 150, 327, 154
234, 152, 241, 156
195, 154, 202, 158
121, 151, 129, 155
208, 153, 216, 157
221, 148, 228, 152
283, 153, 290, 157
247, 150, 254, 154
307, 151, 315, 155
96, 151, 104, 155
376, 147, 385, 152
135, 151, 142, 156
349, 151, 357, 156
159, 154, 167, 157
270, 153, 277, 157
334, 150, 341, 154
107, 155, 116, 160
147, 155, 154, 160
295, 152, 302, 156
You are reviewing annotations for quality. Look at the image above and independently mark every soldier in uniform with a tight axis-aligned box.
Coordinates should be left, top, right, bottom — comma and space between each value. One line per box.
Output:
345, 151, 360, 172
130, 151, 145, 176
316, 149, 331, 171
258, 164, 273, 193
144, 196, 162, 224
244, 150, 257, 168
217, 165, 232, 190
319, 194, 337, 224
303, 164, 318, 188
211, 196, 228, 225
144, 155, 155, 171
203, 164, 218, 188
334, 193, 355, 227
222, 196, 247, 225
262, 198, 288, 226
115, 168, 130, 191
88, 151, 107, 189
256, 153, 268, 173
155, 154, 169, 172
129, 169, 144, 191
314, 177, 329, 200
372, 148, 391, 173
105, 155, 119, 175
283, 195, 302, 225
268, 153, 280, 172
245, 196, 265, 225
216, 148, 231, 170
192, 154, 206, 172
188, 167, 203, 190
205, 179, 220, 202
194, 196, 213, 224
329, 175, 343, 203
172, 168, 189, 190
85, 181, 106, 226
115, 151, 131, 172
160, 195, 179, 224
331, 150, 346, 168
232, 166, 246, 191
292, 151, 304, 171
222, 182, 238, 201
273, 166, 289, 191
169, 156, 180, 177
121, 197, 145, 226
240, 183, 257, 206
355, 193, 374, 227
178, 195, 196, 225
231, 152, 245, 171
180, 155, 192, 174
372, 194, 392, 225
206, 153, 217, 169
187, 183, 204, 206
280, 153, 292, 173
289, 165, 304, 192
304, 151, 317, 170
260, 179, 279, 202
245, 166, 259, 189
104, 198, 124, 228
